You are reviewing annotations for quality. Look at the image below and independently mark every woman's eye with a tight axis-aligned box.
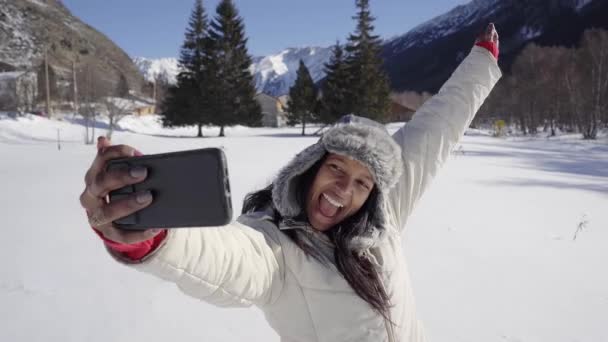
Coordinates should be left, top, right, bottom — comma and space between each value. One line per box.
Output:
329, 164, 342, 172
358, 180, 370, 190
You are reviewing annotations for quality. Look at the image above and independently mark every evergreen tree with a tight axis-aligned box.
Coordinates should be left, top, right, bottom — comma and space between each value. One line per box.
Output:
161, 79, 198, 127
115, 73, 129, 98
287, 60, 317, 135
344, 0, 391, 121
319, 41, 351, 124
205, 0, 261, 137
161, 0, 210, 137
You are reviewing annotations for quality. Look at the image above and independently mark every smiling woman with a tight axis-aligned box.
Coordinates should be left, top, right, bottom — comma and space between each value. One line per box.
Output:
80, 24, 501, 342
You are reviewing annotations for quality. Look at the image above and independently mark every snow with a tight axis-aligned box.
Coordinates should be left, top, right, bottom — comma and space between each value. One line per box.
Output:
1, 114, 607, 342
133, 57, 181, 84
0, 3, 39, 69
575, 0, 593, 10
249, 47, 333, 96
103, 97, 153, 111
0, 72, 26, 80
520, 26, 543, 40
26, 0, 49, 8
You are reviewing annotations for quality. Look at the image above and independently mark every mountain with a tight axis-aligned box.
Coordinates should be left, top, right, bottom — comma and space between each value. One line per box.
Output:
250, 47, 332, 96
0, 0, 145, 92
134, 47, 332, 97
382, 0, 608, 93
132, 0, 608, 97
133, 57, 180, 84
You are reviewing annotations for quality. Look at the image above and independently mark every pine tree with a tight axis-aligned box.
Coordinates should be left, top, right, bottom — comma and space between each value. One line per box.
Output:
205, 0, 261, 137
319, 41, 351, 124
161, 0, 210, 137
115, 73, 129, 98
287, 60, 317, 135
344, 0, 391, 121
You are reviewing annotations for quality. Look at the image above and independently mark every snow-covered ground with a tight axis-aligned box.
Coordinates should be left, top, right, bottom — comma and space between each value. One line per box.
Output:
1, 114, 606, 342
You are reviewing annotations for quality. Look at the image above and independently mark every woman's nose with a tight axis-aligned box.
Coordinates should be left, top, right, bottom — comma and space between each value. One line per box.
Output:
335, 178, 353, 196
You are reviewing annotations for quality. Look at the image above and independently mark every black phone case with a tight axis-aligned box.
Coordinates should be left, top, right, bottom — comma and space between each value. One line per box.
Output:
107, 148, 232, 230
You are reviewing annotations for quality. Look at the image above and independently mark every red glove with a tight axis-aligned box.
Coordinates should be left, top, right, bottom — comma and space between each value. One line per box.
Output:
476, 40, 499, 60
92, 227, 167, 261
475, 23, 500, 60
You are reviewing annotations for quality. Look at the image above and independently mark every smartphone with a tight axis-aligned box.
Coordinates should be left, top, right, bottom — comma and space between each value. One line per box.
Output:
106, 147, 232, 230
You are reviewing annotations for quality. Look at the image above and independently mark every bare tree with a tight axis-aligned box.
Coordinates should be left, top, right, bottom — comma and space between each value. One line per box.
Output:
513, 43, 550, 134
154, 73, 171, 108
100, 71, 135, 139
540, 46, 571, 136
77, 62, 109, 144
103, 96, 133, 139
580, 29, 608, 138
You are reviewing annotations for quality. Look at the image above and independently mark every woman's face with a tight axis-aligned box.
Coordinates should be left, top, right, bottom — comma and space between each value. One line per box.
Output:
305, 153, 375, 231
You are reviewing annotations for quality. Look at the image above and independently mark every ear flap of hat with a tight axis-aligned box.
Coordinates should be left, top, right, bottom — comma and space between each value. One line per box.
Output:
272, 142, 326, 218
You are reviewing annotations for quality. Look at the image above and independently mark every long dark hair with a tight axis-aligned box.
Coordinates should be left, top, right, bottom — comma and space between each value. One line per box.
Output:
241, 156, 393, 323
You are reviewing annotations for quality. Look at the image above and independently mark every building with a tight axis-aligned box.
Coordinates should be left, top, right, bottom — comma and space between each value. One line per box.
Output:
130, 94, 156, 116
388, 100, 416, 122
102, 96, 156, 116
256, 93, 287, 127
0, 71, 38, 112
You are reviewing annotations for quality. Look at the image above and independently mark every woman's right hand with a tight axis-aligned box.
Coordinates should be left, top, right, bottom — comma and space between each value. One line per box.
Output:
80, 136, 160, 244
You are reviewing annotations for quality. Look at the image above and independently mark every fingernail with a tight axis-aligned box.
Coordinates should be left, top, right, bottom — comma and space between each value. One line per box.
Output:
149, 229, 161, 234
130, 166, 147, 178
136, 191, 153, 204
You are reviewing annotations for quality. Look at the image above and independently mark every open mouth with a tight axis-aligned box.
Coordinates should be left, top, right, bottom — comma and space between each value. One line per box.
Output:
318, 192, 344, 218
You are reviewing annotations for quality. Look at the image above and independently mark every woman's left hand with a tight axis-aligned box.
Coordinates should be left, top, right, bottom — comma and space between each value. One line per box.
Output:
476, 22, 499, 49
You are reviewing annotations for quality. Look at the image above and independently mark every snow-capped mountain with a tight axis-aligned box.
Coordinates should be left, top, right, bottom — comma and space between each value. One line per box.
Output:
134, 47, 332, 96
250, 47, 332, 96
133, 0, 608, 96
133, 57, 180, 84
382, 0, 608, 93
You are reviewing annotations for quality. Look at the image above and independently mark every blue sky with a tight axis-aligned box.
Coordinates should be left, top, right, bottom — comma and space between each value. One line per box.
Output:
62, 0, 470, 58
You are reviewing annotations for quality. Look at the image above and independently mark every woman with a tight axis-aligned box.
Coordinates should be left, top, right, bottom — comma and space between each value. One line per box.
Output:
80, 24, 501, 342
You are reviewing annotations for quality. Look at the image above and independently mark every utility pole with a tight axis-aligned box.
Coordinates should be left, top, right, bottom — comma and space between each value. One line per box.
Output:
153, 77, 157, 103
152, 77, 158, 113
44, 47, 52, 118
72, 57, 78, 116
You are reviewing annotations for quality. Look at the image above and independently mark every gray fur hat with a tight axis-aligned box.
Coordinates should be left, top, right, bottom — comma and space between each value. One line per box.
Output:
272, 114, 403, 251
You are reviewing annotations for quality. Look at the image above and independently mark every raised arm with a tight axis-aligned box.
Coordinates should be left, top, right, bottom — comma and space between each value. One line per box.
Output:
387, 24, 502, 232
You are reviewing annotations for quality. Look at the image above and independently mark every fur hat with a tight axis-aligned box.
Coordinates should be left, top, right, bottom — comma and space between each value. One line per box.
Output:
272, 115, 403, 251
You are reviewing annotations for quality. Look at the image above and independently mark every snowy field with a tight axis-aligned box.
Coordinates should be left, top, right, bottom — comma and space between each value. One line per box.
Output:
1, 113, 606, 342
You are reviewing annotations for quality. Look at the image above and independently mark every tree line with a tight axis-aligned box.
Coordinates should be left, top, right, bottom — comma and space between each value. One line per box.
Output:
477, 28, 608, 140
164, 0, 393, 137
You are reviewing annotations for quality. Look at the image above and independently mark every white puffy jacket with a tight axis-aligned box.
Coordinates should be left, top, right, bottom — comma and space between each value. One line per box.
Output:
107, 46, 502, 342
